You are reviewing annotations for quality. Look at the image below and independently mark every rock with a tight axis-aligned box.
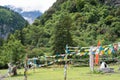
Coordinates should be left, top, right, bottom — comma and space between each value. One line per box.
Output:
100, 62, 108, 69
99, 62, 114, 73
99, 68, 114, 73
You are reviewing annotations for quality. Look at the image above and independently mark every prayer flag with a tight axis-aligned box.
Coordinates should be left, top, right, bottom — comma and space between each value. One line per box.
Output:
97, 40, 101, 46
95, 53, 99, 65
108, 50, 111, 54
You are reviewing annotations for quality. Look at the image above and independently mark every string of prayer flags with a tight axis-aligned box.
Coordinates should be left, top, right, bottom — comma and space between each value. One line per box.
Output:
65, 42, 120, 57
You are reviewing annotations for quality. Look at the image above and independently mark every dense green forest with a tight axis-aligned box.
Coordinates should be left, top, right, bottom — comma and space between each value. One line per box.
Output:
32, 0, 120, 54
0, 0, 120, 68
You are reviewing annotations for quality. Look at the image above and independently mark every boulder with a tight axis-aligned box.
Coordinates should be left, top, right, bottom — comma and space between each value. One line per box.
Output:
99, 62, 114, 73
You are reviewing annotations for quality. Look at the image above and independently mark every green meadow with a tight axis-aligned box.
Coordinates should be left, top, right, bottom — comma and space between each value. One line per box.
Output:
1, 65, 120, 80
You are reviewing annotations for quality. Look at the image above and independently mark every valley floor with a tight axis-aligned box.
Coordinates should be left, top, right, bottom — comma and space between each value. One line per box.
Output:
0, 65, 120, 80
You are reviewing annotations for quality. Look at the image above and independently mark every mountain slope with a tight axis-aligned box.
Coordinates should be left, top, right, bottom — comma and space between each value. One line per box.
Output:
0, 6, 28, 39
21, 10, 42, 24
16, 0, 120, 55
5, 5, 42, 24
33, 0, 120, 45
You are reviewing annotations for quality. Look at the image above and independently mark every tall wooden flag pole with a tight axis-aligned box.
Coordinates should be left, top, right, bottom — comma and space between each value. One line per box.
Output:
24, 54, 28, 80
64, 45, 69, 80
64, 54, 68, 80
89, 46, 94, 72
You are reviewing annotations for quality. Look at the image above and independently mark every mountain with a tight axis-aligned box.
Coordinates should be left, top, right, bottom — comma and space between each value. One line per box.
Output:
21, 10, 42, 24
0, 6, 28, 39
5, 5, 42, 24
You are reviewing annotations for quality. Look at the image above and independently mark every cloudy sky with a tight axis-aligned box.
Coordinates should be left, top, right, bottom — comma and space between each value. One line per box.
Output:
0, 0, 56, 13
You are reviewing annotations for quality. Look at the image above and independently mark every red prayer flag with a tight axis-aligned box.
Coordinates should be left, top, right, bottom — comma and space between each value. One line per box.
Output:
97, 40, 101, 46
95, 54, 99, 65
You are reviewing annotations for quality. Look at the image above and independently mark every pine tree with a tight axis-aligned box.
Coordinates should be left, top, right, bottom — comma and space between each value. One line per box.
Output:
52, 13, 73, 55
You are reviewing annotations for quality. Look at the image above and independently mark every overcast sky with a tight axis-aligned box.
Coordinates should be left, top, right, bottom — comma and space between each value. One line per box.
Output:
0, 0, 56, 13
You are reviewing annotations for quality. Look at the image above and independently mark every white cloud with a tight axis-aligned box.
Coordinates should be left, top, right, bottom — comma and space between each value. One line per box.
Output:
0, 0, 56, 13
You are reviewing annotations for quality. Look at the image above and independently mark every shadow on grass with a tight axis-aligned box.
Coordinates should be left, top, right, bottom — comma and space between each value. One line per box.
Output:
10, 72, 32, 78
87, 70, 105, 75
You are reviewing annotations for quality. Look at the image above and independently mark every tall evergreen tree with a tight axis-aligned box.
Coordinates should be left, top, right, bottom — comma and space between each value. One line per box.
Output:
1, 35, 25, 65
52, 13, 73, 55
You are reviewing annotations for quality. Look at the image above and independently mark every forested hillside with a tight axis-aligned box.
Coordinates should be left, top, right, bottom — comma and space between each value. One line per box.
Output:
0, 0, 120, 68
0, 6, 28, 39
29, 0, 120, 54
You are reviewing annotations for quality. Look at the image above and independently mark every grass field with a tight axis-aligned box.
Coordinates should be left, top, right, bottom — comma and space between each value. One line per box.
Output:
1, 65, 120, 80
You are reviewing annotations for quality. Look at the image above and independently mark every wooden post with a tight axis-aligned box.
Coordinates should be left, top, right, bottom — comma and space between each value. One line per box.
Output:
64, 54, 68, 80
44, 56, 47, 67
89, 46, 94, 72
64, 64, 67, 80
89, 53, 94, 72
24, 54, 28, 80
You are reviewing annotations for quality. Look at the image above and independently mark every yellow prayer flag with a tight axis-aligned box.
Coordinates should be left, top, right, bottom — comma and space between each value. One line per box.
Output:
108, 50, 111, 54
100, 50, 104, 55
